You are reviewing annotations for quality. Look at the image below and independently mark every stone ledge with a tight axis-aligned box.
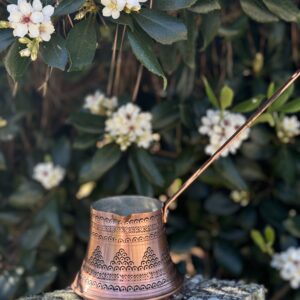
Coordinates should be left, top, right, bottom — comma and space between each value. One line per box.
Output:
19, 275, 265, 300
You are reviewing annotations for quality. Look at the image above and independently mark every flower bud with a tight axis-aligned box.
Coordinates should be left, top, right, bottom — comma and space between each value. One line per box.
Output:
253, 53, 264, 75
0, 117, 8, 128
0, 21, 10, 29
75, 11, 85, 20
18, 37, 31, 44
19, 48, 31, 57
30, 43, 39, 61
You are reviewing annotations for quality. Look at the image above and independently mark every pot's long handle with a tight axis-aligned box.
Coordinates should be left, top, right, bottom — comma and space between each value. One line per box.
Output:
162, 70, 300, 223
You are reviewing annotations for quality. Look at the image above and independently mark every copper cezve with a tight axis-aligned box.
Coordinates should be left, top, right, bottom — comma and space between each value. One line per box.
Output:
72, 70, 300, 299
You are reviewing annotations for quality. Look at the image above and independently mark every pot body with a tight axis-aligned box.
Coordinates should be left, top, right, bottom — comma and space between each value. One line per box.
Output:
71, 197, 183, 300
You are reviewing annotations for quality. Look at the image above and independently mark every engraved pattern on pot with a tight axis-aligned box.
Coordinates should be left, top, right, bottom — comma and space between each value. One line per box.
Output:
86, 246, 164, 272
71, 199, 184, 299
90, 231, 162, 243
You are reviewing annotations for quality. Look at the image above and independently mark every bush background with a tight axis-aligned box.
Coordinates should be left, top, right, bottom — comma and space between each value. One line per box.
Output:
1, 0, 300, 299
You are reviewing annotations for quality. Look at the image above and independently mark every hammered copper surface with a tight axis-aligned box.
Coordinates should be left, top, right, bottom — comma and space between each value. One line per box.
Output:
71, 199, 183, 300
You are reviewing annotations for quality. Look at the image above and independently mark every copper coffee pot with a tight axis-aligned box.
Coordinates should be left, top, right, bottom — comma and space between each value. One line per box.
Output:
72, 70, 300, 300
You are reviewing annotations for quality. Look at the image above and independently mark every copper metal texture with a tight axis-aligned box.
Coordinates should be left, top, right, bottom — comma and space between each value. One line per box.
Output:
163, 69, 300, 222
72, 196, 183, 300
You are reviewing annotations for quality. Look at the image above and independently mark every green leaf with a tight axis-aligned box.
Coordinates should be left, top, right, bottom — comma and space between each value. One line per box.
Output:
181, 11, 199, 69
232, 95, 264, 113
0, 122, 19, 141
73, 134, 98, 149
133, 9, 187, 45
204, 193, 240, 215
274, 148, 296, 184
0, 151, 6, 171
284, 216, 300, 238
151, 101, 179, 130
54, 0, 85, 16
0, 29, 15, 53
40, 34, 68, 70
220, 85, 234, 110
128, 156, 154, 196
154, 0, 197, 10
111, 14, 134, 30
264, 225, 275, 245
9, 181, 43, 209
215, 158, 248, 190
4, 41, 31, 81
0, 212, 22, 225
201, 11, 220, 50
268, 84, 294, 112
67, 112, 105, 133
170, 229, 197, 252
262, 0, 300, 22
0, 270, 22, 300
214, 241, 243, 275
128, 30, 167, 89
135, 148, 164, 187
279, 97, 300, 113
52, 137, 71, 168
251, 230, 267, 252
175, 148, 199, 177
254, 112, 275, 126
21, 224, 48, 250
240, 0, 279, 23
189, 0, 221, 14
202, 76, 219, 108
66, 17, 97, 71
99, 161, 130, 196
159, 44, 178, 74
79, 144, 122, 182
26, 267, 57, 295
218, 16, 248, 39
267, 82, 275, 98
36, 199, 61, 237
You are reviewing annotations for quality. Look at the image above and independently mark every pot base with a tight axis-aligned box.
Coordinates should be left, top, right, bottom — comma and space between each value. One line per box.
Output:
71, 278, 183, 300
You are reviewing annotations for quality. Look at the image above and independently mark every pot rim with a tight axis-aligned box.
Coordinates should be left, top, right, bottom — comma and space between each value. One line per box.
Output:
91, 195, 163, 220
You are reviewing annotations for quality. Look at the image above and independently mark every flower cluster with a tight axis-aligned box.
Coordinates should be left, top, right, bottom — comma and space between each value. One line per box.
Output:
271, 247, 300, 289
101, 0, 147, 19
4, 0, 55, 60
104, 103, 159, 151
84, 90, 118, 116
33, 162, 65, 190
230, 190, 250, 207
198, 109, 250, 157
277, 116, 300, 144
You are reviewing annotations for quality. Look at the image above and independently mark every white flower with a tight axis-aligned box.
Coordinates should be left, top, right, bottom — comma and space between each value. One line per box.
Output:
198, 109, 250, 157
33, 162, 65, 190
124, 0, 141, 12
7, 0, 54, 40
101, 0, 147, 18
36, 21, 55, 41
101, 0, 126, 19
271, 247, 300, 289
277, 116, 300, 144
83, 90, 118, 116
104, 103, 159, 151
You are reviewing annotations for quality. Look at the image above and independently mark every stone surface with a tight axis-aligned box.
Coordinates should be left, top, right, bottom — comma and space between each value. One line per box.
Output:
19, 275, 265, 300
